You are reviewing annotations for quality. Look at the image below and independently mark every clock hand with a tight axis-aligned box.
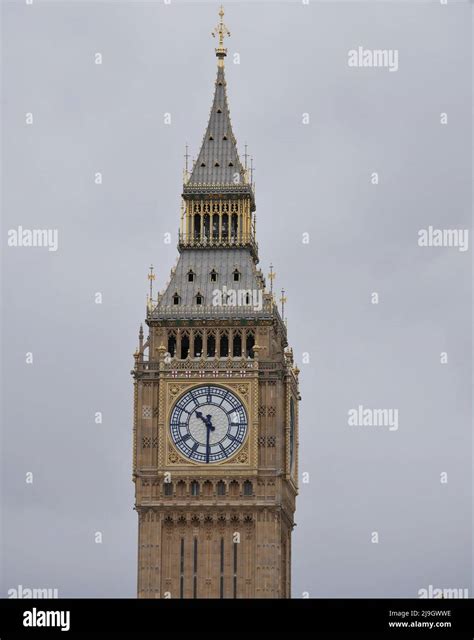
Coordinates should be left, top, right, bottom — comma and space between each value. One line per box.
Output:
205, 418, 211, 464
204, 414, 215, 464
195, 410, 208, 424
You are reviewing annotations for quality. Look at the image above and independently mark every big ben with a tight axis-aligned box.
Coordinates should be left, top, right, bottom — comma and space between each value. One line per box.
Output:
132, 6, 300, 599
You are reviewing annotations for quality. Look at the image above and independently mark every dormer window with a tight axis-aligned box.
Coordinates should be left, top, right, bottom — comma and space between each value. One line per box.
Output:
210, 269, 218, 283
223, 135, 228, 141
217, 108, 222, 114
233, 269, 240, 282
188, 270, 195, 282
196, 292, 203, 305
228, 162, 234, 167
200, 162, 206, 167
214, 162, 220, 167
209, 135, 214, 140
173, 292, 180, 305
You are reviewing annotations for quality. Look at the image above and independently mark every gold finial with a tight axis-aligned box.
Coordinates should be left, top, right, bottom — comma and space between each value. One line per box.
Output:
212, 5, 230, 63
280, 288, 287, 320
268, 263, 276, 297
148, 264, 155, 301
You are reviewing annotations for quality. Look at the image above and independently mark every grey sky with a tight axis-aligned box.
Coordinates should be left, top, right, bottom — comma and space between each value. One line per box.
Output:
1, 0, 472, 597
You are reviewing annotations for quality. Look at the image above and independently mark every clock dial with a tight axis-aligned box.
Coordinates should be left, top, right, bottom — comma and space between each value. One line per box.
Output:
169, 385, 248, 463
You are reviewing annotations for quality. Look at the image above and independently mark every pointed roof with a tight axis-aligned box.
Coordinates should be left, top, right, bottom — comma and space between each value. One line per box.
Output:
188, 64, 246, 187
182, 6, 255, 210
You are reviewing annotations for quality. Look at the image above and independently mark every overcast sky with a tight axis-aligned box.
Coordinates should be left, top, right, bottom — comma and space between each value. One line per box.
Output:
1, 0, 472, 598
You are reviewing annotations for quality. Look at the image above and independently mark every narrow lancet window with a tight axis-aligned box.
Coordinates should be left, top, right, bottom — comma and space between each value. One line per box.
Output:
180, 538, 185, 599
193, 538, 198, 599
220, 538, 225, 599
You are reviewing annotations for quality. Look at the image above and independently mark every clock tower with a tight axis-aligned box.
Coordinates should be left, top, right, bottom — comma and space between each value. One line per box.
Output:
132, 6, 300, 599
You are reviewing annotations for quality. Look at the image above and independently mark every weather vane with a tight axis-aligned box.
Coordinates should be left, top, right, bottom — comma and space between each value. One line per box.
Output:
212, 5, 230, 59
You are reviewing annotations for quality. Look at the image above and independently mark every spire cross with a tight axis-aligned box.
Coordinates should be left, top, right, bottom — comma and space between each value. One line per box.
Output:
148, 264, 155, 301
280, 288, 287, 320
212, 5, 230, 58
250, 157, 255, 184
244, 143, 249, 170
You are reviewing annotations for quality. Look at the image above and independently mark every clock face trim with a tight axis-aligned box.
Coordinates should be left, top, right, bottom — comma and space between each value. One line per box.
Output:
169, 384, 248, 464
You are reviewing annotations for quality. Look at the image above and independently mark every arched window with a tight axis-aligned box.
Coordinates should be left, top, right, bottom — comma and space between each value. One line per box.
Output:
246, 332, 255, 359
193, 214, 201, 239
196, 292, 203, 306
181, 333, 190, 359
243, 480, 253, 496
210, 269, 218, 283
203, 481, 213, 497
229, 480, 239, 497
220, 333, 229, 357
191, 481, 200, 496
176, 481, 186, 497
233, 269, 240, 282
203, 214, 210, 239
207, 333, 216, 358
173, 292, 180, 305
217, 481, 226, 496
233, 333, 242, 357
245, 291, 251, 305
167, 332, 176, 357
164, 482, 173, 496
212, 214, 219, 239
231, 213, 238, 239
194, 333, 203, 357
222, 214, 229, 239
188, 270, 195, 282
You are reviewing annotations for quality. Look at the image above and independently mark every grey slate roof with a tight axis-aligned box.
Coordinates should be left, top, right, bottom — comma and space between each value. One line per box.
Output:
188, 64, 246, 187
152, 248, 267, 319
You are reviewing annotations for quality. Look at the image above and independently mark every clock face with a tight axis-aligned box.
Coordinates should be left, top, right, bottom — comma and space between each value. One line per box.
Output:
169, 385, 248, 463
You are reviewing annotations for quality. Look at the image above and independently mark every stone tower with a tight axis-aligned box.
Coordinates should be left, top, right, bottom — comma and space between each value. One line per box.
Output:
132, 7, 300, 599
